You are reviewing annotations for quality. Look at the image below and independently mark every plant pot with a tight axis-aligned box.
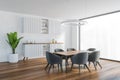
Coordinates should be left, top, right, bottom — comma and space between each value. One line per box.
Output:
8, 53, 18, 63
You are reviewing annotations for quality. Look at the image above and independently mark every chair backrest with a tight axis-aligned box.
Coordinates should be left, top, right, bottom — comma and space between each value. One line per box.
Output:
88, 51, 100, 62
71, 52, 88, 64
67, 48, 76, 51
54, 49, 64, 52
87, 48, 96, 51
46, 51, 62, 64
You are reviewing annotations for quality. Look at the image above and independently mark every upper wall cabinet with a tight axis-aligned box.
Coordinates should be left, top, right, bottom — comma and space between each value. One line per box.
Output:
22, 16, 49, 34
41, 19, 49, 34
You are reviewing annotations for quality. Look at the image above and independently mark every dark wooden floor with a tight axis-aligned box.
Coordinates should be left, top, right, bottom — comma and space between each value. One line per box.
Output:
0, 58, 120, 80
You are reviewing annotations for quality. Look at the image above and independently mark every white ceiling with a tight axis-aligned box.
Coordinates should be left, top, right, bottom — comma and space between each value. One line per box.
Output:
0, 0, 120, 20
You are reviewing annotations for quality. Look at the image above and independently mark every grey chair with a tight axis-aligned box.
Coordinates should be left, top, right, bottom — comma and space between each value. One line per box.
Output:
87, 48, 96, 51
67, 48, 76, 63
88, 51, 102, 70
45, 51, 63, 73
54, 49, 64, 52
54, 48, 67, 58
54, 48, 65, 59
54, 48, 69, 65
67, 48, 76, 51
71, 52, 90, 73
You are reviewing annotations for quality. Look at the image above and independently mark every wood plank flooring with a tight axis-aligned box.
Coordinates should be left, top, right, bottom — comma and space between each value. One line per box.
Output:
0, 58, 120, 80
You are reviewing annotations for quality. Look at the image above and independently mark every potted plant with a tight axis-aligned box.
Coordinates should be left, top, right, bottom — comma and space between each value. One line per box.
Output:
7, 32, 23, 63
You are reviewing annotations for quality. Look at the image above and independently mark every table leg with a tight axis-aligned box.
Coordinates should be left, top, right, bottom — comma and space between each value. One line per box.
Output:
23, 57, 26, 61
23, 57, 29, 61
65, 56, 68, 73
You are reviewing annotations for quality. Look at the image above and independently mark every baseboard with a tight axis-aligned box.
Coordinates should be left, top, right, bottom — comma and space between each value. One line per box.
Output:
100, 58, 120, 62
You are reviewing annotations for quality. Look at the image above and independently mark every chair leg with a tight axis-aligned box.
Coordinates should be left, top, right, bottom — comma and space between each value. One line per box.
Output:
97, 62, 102, 69
96, 62, 97, 66
79, 64, 80, 74
84, 64, 91, 72
45, 63, 49, 70
48, 64, 52, 73
52, 65, 55, 72
53, 64, 54, 69
60, 63, 63, 72
66, 58, 69, 65
57, 64, 59, 72
71, 63, 73, 71
93, 62, 97, 70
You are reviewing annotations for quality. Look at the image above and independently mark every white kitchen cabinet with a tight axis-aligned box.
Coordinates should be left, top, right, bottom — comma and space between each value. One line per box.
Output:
23, 43, 63, 60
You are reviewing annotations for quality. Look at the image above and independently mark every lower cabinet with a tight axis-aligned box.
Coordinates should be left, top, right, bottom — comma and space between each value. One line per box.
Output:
23, 43, 63, 60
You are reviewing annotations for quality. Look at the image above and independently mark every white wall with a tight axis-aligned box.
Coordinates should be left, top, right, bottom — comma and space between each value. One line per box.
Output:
0, 11, 21, 62
71, 26, 79, 50
63, 26, 72, 50
0, 11, 72, 62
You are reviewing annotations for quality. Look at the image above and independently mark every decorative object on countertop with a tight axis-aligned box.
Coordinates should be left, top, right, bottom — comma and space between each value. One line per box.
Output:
51, 39, 56, 43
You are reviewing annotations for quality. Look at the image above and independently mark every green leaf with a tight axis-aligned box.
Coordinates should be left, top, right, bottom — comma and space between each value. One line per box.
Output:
6, 32, 23, 54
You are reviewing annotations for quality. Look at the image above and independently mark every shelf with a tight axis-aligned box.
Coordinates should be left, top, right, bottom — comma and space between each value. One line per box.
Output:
23, 42, 64, 45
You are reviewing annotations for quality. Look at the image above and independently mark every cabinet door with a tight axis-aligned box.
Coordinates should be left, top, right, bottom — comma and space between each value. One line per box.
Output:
50, 44, 55, 52
24, 44, 42, 58
41, 44, 50, 57
23, 17, 42, 33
